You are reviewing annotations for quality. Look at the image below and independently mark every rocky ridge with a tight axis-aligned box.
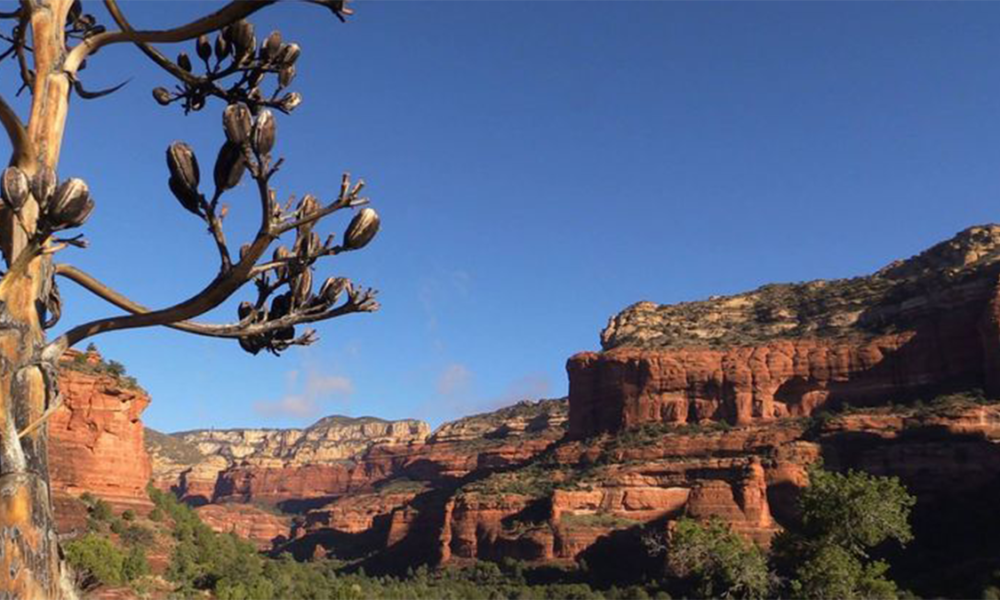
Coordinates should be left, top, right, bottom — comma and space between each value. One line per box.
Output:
570, 224, 1000, 435
148, 415, 430, 505
601, 224, 1000, 351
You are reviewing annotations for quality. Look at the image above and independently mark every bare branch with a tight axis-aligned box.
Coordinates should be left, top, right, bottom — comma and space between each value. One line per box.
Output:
45, 159, 370, 350
65, 1, 277, 73
102, 0, 204, 87
54, 263, 375, 339
0, 93, 29, 165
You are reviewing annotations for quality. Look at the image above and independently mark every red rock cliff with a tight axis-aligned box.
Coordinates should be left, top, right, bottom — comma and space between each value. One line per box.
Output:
49, 349, 153, 532
568, 225, 1000, 437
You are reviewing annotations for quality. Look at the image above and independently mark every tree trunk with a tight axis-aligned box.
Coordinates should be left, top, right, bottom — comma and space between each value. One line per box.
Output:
0, 226, 67, 597
0, 1, 77, 597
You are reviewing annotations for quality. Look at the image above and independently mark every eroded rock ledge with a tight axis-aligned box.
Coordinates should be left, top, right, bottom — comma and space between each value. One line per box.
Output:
569, 225, 1000, 436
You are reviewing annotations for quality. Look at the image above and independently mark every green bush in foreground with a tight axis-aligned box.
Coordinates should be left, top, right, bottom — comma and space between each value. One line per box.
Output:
773, 464, 916, 599
64, 533, 148, 591
665, 517, 771, 600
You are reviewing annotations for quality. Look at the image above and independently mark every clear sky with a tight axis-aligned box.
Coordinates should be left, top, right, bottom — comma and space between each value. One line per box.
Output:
24, 1, 1000, 432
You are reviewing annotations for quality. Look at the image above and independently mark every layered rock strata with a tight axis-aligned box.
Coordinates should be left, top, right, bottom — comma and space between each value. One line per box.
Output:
569, 225, 1000, 436
49, 349, 154, 532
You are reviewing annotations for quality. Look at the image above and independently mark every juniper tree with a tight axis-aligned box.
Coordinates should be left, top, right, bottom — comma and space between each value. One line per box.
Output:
0, 1, 380, 596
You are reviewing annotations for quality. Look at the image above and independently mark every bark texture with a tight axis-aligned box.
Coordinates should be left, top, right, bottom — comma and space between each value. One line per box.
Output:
0, 1, 77, 597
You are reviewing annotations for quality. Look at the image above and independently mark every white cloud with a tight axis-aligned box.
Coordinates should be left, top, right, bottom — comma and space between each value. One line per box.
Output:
418, 268, 472, 335
436, 363, 473, 397
253, 371, 354, 421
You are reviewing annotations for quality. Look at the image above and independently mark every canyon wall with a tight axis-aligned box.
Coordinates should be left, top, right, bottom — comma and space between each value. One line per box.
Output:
132, 225, 1000, 596
568, 225, 1000, 437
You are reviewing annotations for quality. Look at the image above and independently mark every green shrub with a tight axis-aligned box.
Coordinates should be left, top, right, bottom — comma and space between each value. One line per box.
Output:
148, 507, 165, 522
790, 545, 897, 600
773, 464, 916, 599
665, 517, 771, 599
64, 534, 125, 589
121, 524, 156, 548
91, 498, 113, 521
121, 509, 136, 521
122, 546, 150, 582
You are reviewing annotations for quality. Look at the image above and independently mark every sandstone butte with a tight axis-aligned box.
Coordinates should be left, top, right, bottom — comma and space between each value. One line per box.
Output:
48, 348, 153, 534
47, 224, 1000, 597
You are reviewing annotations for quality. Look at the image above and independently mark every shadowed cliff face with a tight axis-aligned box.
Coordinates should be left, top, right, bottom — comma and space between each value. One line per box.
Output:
568, 225, 1000, 436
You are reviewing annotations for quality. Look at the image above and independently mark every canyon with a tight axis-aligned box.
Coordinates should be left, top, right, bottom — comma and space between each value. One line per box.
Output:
47, 224, 1000, 597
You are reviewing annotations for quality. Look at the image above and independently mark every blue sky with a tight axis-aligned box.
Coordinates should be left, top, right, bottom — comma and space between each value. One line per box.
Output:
23, 1, 1000, 432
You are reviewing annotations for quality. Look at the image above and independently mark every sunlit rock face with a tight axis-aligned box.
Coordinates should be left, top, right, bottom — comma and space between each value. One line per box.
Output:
147, 415, 431, 505
569, 225, 1000, 436
49, 349, 154, 533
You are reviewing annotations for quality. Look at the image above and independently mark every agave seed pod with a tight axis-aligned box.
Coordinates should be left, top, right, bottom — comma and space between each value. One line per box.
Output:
307, 231, 321, 257
273, 245, 291, 280
43, 279, 62, 329
152, 87, 172, 106
274, 325, 295, 341
177, 52, 192, 72
297, 194, 320, 219
215, 32, 230, 60
213, 141, 246, 193
31, 166, 57, 210
294, 230, 321, 259
343, 207, 380, 250
68, 0, 82, 24
222, 103, 253, 146
238, 301, 255, 321
232, 20, 256, 61
279, 92, 302, 112
248, 69, 266, 90
261, 31, 282, 62
168, 176, 202, 216
49, 178, 94, 229
270, 292, 291, 319
196, 34, 212, 62
238, 336, 262, 355
278, 65, 296, 88
319, 277, 349, 306
1, 167, 30, 212
167, 142, 200, 192
278, 43, 301, 67
252, 110, 276, 157
292, 268, 312, 306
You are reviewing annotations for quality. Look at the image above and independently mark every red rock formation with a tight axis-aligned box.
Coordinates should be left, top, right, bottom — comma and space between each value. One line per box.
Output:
195, 504, 291, 549
568, 332, 976, 434
49, 350, 153, 532
214, 463, 360, 505
568, 226, 1000, 438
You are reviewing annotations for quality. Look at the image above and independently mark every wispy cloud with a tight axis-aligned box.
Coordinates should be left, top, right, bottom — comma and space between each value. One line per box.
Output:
418, 268, 472, 335
421, 363, 553, 425
490, 373, 552, 408
437, 362, 473, 397
253, 370, 354, 421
